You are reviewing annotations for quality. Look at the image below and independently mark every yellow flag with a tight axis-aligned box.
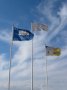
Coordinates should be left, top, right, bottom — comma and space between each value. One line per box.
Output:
46, 46, 61, 56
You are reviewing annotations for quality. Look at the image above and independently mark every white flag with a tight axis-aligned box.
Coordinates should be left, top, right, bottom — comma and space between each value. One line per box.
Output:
32, 23, 48, 31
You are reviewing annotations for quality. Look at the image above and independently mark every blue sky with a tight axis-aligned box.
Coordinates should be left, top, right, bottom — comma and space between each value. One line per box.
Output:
0, 0, 67, 90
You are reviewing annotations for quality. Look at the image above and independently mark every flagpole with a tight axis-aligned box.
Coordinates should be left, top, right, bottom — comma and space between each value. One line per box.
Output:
31, 23, 33, 90
8, 25, 14, 90
45, 44, 48, 90
32, 38, 33, 90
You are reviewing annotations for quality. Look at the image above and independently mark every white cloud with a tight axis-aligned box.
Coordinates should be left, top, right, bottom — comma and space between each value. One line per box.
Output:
36, 0, 55, 21
58, 4, 67, 20
47, 3, 67, 42
36, 1, 67, 44
0, 30, 11, 43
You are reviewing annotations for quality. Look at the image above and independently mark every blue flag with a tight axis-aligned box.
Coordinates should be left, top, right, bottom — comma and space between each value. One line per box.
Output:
13, 27, 34, 41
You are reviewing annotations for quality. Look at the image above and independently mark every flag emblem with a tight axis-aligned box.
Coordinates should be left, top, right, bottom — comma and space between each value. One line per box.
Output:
19, 31, 29, 36
13, 27, 34, 41
32, 23, 48, 31
46, 46, 61, 56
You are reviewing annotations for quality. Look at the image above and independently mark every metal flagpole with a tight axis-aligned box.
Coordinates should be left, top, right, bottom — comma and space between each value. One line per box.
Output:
32, 38, 33, 90
31, 23, 33, 90
8, 25, 14, 90
45, 44, 48, 90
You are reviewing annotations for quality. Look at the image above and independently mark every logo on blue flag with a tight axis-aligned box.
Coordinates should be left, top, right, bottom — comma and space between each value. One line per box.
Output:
13, 27, 34, 41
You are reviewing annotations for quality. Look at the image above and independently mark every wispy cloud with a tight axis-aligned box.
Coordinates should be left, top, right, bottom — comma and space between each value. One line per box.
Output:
0, 29, 11, 44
